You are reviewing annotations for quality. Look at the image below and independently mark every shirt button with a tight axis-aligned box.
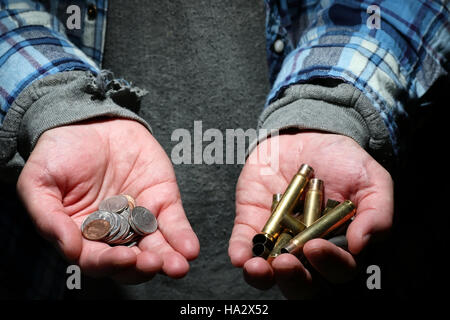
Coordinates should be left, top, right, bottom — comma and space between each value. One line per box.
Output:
87, 3, 97, 20
273, 39, 285, 54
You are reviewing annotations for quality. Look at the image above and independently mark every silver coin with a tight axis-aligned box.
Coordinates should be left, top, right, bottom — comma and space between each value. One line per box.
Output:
126, 241, 138, 248
81, 211, 114, 233
113, 231, 138, 246
108, 213, 130, 244
99, 195, 129, 214
130, 206, 158, 235
120, 207, 130, 220
104, 213, 121, 243
98, 199, 110, 212
123, 230, 137, 242
128, 215, 143, 236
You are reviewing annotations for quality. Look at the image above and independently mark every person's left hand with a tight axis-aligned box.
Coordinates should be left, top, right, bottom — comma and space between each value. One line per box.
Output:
228, 132, 393, 298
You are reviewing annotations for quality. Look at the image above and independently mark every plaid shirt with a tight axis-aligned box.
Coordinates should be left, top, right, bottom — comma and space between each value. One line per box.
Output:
1, 0, 449, 152
0, 0, 105, 124
265, 0, 449, 153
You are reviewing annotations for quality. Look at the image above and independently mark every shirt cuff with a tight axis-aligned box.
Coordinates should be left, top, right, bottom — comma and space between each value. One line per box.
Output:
251, 80, 394, 169
0, 70, 150, 181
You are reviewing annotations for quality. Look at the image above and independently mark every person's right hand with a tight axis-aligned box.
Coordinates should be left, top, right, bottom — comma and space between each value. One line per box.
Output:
17, 118, 200, 284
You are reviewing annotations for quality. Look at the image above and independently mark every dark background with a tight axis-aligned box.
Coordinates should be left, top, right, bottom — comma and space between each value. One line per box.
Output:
1, 0, 447, 299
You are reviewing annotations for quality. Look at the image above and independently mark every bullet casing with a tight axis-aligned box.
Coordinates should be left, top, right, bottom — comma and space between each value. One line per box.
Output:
322, 199, 341, 215
252, 193, 283, 247
303, 179, 324, 227
260, 164, 313, 246
282, 214, 306, 234
271, 193, 283, 212
282, 200, 356, 256
252, 242, 271, 259
267, 231, 293, 263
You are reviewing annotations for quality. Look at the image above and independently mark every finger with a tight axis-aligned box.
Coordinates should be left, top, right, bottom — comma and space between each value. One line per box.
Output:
243, 257, 275, 290
17, 180, 82, 262
138, 231, 190, 278
111, 251, 163, 284
78, 242, 137, 277
157, 200, 200, 261
138, 185, 200, 261
272, 253, 316, 299
230, 199, 272, 267
228, 223, 255, 267
303, 239, 357, 284
347, 164, 394, 255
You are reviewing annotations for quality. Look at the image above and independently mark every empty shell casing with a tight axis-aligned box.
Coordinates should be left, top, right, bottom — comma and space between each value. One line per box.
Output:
281, 200, 356, 256
322, 199, 341, 215
252, 193, 283, 247
271, 193, 283, 212
267, 231, 293, 263
271, 193, 305, 234
303, 179, 324, 227
282, 214, 306, 235
252, 242, 272, 259
257, 164, 314, 247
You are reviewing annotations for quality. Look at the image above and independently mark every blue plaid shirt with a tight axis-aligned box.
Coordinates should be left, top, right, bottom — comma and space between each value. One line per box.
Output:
265, 0, 449, 153
0, 0, 449, 150
0, 0, 105, 125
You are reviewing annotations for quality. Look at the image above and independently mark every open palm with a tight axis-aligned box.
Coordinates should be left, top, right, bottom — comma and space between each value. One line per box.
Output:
17, 119, 199, 284
228, 132, 393, 299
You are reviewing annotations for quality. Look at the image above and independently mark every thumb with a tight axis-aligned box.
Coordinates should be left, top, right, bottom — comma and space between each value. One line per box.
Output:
17, 173, 82, 262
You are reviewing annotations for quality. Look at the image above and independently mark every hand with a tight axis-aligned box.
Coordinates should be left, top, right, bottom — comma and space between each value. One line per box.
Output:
228, 132, 393, 299
17, 119, 200, 284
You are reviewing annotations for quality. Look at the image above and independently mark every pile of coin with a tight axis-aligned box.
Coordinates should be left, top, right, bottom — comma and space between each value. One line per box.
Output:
252, 164, 357, 262
81, 195, 158, 247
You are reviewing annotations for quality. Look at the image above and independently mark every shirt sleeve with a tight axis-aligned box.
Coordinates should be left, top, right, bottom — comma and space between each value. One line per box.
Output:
0, 1, 101, 124
263, 0, 450, 155
0, 1, 150, 181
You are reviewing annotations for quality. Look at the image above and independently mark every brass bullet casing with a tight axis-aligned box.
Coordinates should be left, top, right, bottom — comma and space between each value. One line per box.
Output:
303, 179, 324, 227
252, 242, 272, 259
281, 200, 356, 256
271, 193, 283, 212
271, 193, 305, 234
252, 233, 275, 250
282, 214, 306, 235
252, 193, 283, 248
267, 231, 293, 263
258, 164, 314, 248
322, 199, 340, 215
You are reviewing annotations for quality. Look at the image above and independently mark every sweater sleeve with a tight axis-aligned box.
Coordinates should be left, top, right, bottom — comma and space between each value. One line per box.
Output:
0, 2, 150, 182
0, 70, 151, 182
262, 0, 449, 156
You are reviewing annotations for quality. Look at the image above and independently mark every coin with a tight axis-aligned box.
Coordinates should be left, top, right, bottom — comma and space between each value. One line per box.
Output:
122, 194, 136, 210
82, 210, 114, 233
108, 213, 131, 244
130, 206, 158, 235
104, 213, 122, 242
82, 219, 111, 241
80, 195, 158, 246
99, 195, 129, 214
